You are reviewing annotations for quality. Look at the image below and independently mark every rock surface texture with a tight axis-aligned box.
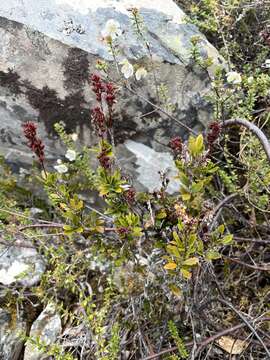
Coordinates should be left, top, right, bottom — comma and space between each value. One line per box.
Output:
0, 241, 46, 287
0, 0, 223, 193
24, 304, 62, 360
0, 308, 27, 360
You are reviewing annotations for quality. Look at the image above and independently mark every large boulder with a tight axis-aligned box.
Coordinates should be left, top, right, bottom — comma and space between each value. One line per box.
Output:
0, 0, 224, 192
24, 303, 62, 360
0, 240, 46, 287
0, 307, 27, 360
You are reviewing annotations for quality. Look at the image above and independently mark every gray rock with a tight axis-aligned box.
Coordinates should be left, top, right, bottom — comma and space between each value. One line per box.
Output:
0, 307, 27, 360
0, 242, 46, 287
24, 303, 62, 360
0, 0, 224, 192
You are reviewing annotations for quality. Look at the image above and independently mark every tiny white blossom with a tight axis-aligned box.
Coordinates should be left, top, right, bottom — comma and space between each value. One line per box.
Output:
57, 159, 62, 164
65, 149, 76, 161
121, 184, 131, 191
226, 71, 242, 85
120, 59, 134, 79
101, 19, 121, 40
71, 133, 78, 141
135, 67, 148, 81
247, 76, 254, 84
54, 164, 68, 174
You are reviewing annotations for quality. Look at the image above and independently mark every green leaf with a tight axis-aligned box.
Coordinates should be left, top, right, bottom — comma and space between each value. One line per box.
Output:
181, 192, 191, 201
222, 234, 233, 245
177, 221, 184, 231
173, 231, 180, 242
188, 136, 196, 155
132, 227, 143, 237
180, 268, 192, 279
206, 250, 221, 261
173, 231, 184, 250
164, 262, 177, 270
217, 224, 225, 235
166, 244, 181, 257
63, 225, 74, 234
195, 134, 204, 153
197, 239, 204, 254
178, 172, 190, 187
188, 134, 204, 157
169, 284, 182, 297
183, 257, 199, 266
191, 180, 204, 193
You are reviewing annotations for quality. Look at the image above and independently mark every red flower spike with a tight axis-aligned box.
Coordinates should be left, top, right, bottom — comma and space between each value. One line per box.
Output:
91, 74, 105, 102
169, 136, 182, 154
22, 122, 46, 165
207, 121, 221, 149
124, 187, 136, 203
91, 106, 106, 137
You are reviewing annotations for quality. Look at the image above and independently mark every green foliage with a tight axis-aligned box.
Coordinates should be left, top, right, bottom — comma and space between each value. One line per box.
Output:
168, 320, 188, 359
1, 5, 270, 359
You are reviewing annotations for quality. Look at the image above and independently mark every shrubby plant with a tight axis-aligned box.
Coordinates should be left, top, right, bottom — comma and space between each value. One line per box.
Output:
0, 4, 270, 359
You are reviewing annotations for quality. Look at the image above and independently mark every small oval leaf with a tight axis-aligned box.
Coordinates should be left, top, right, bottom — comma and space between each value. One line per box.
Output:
164, 262, 177, 270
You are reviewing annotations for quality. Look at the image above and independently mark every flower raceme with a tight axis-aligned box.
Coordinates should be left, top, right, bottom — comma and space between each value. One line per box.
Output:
92, 106, 106, 137
124, 187, 136, 204
90, 74, 116, 109
169, 136, 182, 155
22, 122, 45, 167
207, 122, 221, 150
91, 74, 105, 102
90, 74, 117, 136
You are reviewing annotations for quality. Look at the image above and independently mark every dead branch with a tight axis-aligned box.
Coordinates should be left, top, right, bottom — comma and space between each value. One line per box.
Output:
223, 118, 270, 163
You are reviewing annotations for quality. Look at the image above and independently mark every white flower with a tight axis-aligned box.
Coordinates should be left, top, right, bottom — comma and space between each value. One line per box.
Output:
101, 19, 121, 40
120, 59, 134, 79
65, 149, 76, 161
247, 76, 254, 84
57, 159, 62, 164
226, 71, 242, 85
120, 184, 131, 191
54, 163, 68, 174
71, 133, 78, 142
135, 67, 148, 81
263, 59, 270, 69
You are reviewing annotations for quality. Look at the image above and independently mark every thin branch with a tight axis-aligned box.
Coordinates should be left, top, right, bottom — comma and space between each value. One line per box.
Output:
194, 323, 246, 357
234, 236, 270, 244
140, 345, 178, 360
209, 193, 238, 230
224, 255, 270, 272
124, 85, 198, 135
19, 223, 118, 232
19, 223, 63, 231
223, 118, 270, 162
0, 208, 55, 224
